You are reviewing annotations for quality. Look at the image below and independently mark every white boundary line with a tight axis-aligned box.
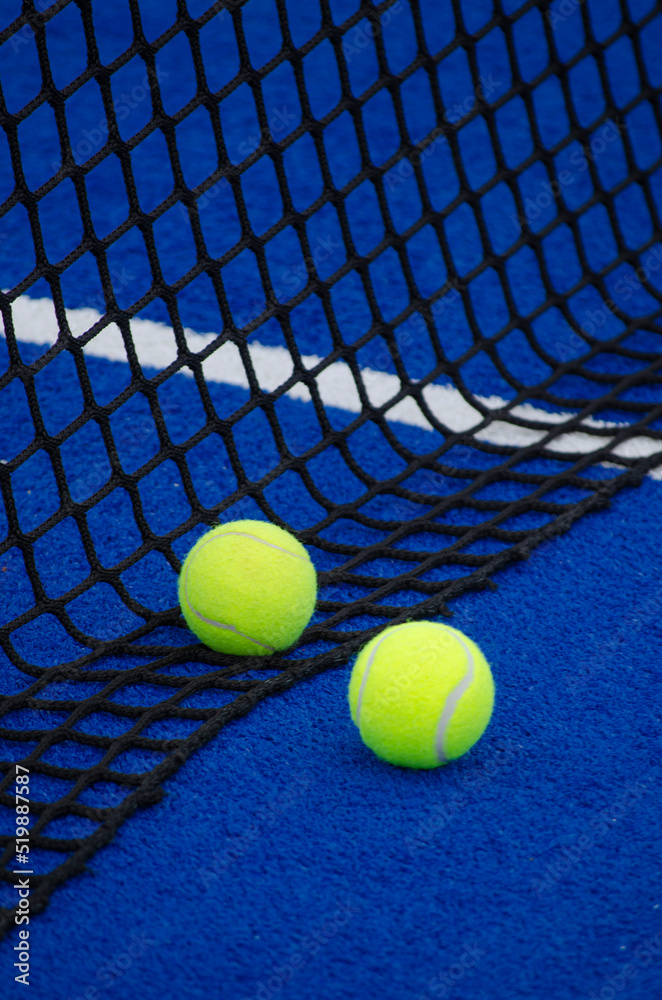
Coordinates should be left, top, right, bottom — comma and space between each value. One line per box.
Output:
2, 295, 661, 478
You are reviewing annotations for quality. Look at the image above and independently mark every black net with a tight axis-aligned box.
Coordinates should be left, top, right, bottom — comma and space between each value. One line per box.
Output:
1, 0, 662, 931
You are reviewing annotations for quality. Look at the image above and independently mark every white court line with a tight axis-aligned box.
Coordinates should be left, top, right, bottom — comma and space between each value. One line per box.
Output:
2, 295, 661, 478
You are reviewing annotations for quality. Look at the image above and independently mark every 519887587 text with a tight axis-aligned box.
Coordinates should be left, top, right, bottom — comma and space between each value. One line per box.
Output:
13, 764, 31, 986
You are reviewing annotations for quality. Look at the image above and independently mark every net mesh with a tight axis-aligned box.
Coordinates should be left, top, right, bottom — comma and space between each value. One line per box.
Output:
1, 0, 662, 930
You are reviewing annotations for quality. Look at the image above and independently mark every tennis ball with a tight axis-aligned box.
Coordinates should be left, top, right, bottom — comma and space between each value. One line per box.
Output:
178, 519, 317, 655
348, 621, 494, 768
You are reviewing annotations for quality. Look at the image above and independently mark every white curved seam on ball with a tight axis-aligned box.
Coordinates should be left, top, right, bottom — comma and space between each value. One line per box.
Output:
186, 606, 275, 653
355, 624, 409, 726
213, 530, 309, 561
184, 532, 282, 652
434, 626, 475, 764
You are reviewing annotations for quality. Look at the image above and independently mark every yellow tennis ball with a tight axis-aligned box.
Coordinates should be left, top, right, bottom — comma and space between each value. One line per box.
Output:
178, 519, 317, 655
348, 621, 495, 768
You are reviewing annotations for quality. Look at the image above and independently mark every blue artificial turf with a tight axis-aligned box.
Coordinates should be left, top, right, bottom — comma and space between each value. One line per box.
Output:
0, 474, 660, 1000
0, 0, 661, 996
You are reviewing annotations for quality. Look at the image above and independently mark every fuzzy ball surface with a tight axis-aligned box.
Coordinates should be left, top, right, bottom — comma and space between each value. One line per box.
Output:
348, 621, 495, 768
178, 520, 317, 655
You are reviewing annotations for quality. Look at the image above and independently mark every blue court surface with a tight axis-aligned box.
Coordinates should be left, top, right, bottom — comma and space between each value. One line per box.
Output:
0, 0, 661, 998
0, 481, 661, 1000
